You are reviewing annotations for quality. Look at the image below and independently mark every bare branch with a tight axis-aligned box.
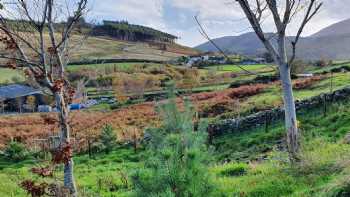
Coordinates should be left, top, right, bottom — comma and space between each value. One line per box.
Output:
194, 15, 258, 75
236, 0, 280, 62
266, 0, 283, 31
56, 0, 88, 50
289, 0, 323, 64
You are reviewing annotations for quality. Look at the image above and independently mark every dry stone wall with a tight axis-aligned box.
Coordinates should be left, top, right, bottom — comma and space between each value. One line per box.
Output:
209, 86, 350, 136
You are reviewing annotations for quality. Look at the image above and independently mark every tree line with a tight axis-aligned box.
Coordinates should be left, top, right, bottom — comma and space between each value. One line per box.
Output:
92, 20, 178, 43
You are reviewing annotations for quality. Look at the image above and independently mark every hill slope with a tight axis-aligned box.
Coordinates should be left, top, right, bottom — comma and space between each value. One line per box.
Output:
312, 18, 350, 37
0, 21, 198, 63
71, 35, 198, 62
73, 21, 198, 61
196, 18, 350, 60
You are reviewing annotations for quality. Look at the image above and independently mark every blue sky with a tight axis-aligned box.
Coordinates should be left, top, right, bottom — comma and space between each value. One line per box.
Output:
88, 0, 349, 47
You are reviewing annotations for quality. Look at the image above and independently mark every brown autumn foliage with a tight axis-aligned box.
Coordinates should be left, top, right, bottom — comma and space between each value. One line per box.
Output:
191, 84, 267, 102
31, 166, 54, 178
293, 75, 326, 90
0, 84, 268, 149
176, 68, 201, 89
112, 72, 161, 101
191, 84, 267, 118
20, 180, 47, 197
21, 142, 76, 197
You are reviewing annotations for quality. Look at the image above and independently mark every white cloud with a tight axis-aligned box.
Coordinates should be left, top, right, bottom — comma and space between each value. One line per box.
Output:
170, 0, 350, 46
90, 0, 166, 30
85, 0, 350, 47
2, 0, 350, 47
170, 0, 242, 20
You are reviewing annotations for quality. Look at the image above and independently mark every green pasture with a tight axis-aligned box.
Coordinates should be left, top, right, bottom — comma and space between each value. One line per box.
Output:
2, 97, 350, 196
0, 69, 25, 84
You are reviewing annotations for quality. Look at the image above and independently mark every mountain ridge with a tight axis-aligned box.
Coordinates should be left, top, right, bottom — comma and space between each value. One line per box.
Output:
196, 18, 350, 60
312, 18, 350, 38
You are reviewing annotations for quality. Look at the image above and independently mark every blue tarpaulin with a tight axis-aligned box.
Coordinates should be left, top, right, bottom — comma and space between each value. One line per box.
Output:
69, 103, 85, 110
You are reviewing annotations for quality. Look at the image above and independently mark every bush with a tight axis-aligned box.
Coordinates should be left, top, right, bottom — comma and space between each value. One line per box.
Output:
100, 124, 117, 154
290, 59, 310, 74
314, 59, 332, 67
330, 65, 350, 73
228, 84, 266, 99
219, 163, 249, 177
322, 175, 350, 197
293, 76, 325, 90
96, 76, 114, 88
131, 87, 220, 197
229, 75, 279, 88
110, 104, 120, 110
3, 141, 28, 162
200, 100, 240, 118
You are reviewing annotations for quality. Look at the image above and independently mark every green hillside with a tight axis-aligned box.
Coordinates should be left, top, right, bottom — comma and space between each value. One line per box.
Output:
1, 96, 350, 196
92, 21, 178, 43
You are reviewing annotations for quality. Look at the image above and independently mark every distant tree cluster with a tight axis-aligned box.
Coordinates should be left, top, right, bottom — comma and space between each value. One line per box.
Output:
92, 20, 178, 43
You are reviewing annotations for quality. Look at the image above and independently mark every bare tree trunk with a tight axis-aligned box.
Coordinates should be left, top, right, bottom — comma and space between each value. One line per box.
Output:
55, 92, 77, 196
277, 35, 299, 161
279, 63, 299, 161
233, 0, 322, 162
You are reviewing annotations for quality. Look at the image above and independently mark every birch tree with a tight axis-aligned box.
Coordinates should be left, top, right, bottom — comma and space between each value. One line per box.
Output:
235, 0, 322, 161
0, 0, 88, 195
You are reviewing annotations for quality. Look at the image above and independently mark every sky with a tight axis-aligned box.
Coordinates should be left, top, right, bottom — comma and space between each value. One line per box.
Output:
87, 0, 349, 47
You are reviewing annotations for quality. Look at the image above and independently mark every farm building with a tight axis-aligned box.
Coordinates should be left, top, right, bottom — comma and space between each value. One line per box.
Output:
0, 84, 46, 113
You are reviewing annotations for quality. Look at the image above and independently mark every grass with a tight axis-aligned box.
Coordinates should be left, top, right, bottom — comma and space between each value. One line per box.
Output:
210, 100, 350, 197
1, 63, 350, 196
0, 69, 25, 84
2, 100, 350, 196
212, 139, 350, 197
205, 64, 275, 73
310, 62, 350, 74
2, 98, 350, 196
0, 147, 143, 197
213, 100, 350, 162
216, 72, 350, 119
67, 62, 160, 72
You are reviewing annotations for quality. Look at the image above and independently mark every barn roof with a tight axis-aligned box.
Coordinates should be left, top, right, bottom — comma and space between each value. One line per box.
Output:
0, 84, 42, 101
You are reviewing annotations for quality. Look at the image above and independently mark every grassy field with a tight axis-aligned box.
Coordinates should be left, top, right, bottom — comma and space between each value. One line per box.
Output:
0, 69, 25, 84
211, 100, 350, 196
212, 72, 350, 120
67, 62, 154, 72
204, 64, 275, 73
0, 32, 199, 84
1, 98, 350, 196
0, 64, 350, 196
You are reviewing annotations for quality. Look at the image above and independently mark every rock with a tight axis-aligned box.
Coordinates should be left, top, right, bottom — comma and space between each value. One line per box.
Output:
343, 133, 350, 144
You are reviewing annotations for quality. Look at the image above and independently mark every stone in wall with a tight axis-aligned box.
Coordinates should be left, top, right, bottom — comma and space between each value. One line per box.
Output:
210, 87, 350, 136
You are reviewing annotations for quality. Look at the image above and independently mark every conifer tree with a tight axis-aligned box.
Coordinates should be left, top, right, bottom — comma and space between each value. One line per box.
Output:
100, 124, 117, 154
131, 86, 220, 197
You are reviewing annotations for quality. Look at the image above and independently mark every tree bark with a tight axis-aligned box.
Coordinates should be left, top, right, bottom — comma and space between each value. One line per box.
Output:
277, 35, 299, 161
55, 92, 77, 196
279, 63, 299, 161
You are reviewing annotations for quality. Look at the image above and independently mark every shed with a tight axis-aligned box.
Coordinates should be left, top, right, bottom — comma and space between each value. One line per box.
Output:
0, 84, 45, 113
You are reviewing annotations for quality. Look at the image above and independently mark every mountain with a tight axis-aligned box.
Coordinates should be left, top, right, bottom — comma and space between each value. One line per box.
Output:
196, 18, 350, 60
0, 20, 199, 62
71, 21, 199, 62
196, 32, 268, 56
71, 36, 199, 62
312, 18, 350, 38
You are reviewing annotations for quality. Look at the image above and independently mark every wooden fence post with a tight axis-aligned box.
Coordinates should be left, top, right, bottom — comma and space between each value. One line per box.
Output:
323, 95, 327, 117
265, 112, 270, 133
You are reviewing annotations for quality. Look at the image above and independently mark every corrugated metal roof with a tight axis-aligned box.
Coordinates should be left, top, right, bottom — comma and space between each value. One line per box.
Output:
0, 84, 42, 101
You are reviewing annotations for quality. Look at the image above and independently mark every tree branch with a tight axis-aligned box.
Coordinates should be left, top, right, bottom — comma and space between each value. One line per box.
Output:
289, 0, 322, 64
194, 15, 258, 75
236, 0, 280, 62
